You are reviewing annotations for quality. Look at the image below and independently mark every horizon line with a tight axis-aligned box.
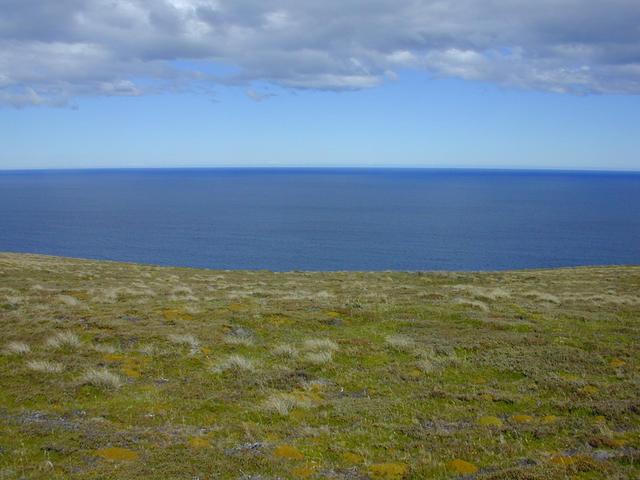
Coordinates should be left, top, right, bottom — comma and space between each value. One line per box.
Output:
1, 165, 640, 174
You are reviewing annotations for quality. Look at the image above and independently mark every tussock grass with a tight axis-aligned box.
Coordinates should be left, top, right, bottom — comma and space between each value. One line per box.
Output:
272, 343, 298, 357
93, 343, 118, 354
56, 294, 81, 306
262, 393, 313, 415
304, 350, 333, 365
452, 285, 511, 300
138, 344, 156, 355
27, 360, 64, 373
523, 290, 561, 304
385, 334, 415, 352
223, 328, 255, 346
80, 368, 123, 389
212, 354, 254, 373
45, 331, 81, 349
303, 338, 339, 352
3, 341, 31, 355
454, 297, 489, 311
167, 333, 200, 354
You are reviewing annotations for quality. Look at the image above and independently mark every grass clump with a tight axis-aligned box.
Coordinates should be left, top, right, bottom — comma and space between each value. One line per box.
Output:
304, 350, 333, 365
385, 334, 415, 352
27, 360, 64, 373
212, 354, 254, 373
93, 343, 118, 354
80, 368, 123, 389
223, 328, 255, 346
46, 331, 81, 349
3, 341, 31, 355
167, 333, 200, 354
272, 343, 298, 357
303, 338, 339, 352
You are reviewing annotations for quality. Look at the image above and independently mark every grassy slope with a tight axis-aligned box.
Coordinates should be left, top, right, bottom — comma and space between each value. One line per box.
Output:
0, 253, 639, 479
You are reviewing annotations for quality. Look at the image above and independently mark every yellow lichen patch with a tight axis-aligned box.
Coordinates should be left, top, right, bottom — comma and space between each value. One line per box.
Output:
326, 311, 341, 318
550, 454, 578, 466
201, 347, 212, 355
274, 445, 304, 460
580, 385, 599, 395
368, 463, 409, 479
594, 415, 607, 423
291, 465, 316, 478
294, 389, 323, 403
559, 373, 579, 382
266, 314, 293, 326
541, 415, 558, 424
447, 459, 478, 475
478, 415, 503, 427
408, 368, 422, 378
342, 452, 364, 465
149, 403, 170, 416
161, 308, 193, 321
609, 358, 626, 367
480, 393, 493, 401
227, 303, 247, 312
66, 290, 89, 300
512, 414, 534, 424
122, 367, 141, 378
289, 409, 306, 420
549, 453, 599, 471
265, 432, 280, 442
103, 353, 124, 363
188, 437, 209, 448
591, 435, 629, 448
112, 356, 148, 377
96, 447, 139, 461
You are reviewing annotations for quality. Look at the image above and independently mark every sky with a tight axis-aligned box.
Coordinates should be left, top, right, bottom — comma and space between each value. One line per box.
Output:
1, 0, 639, 171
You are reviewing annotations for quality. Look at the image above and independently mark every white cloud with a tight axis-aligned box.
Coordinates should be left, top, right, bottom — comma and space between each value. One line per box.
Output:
0, 0, 639, 107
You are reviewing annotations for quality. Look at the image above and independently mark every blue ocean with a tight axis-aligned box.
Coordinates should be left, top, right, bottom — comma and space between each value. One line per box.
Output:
0, 168, 638, 271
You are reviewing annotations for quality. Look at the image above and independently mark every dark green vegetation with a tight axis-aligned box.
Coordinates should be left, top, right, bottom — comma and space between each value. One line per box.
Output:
1, 253, 639, 479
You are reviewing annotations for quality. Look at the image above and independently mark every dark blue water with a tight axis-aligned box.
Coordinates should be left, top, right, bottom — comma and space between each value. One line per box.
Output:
0, 168, 638, 271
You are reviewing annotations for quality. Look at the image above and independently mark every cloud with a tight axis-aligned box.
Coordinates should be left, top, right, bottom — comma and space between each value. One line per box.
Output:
0, 0, 639, 106
245, 88, 275, 102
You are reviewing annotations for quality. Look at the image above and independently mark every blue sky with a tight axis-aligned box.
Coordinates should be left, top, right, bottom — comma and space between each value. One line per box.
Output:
1, 1, 639, 171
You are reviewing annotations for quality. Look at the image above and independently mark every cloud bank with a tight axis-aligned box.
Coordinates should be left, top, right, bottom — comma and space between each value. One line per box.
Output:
1, 0, 639, 106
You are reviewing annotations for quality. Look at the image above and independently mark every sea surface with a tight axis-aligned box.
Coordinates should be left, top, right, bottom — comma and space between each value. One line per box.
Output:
0, 168, 639, 271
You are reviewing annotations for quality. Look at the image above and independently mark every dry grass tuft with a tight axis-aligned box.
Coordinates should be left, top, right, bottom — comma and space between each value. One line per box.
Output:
212, 354, 254, 373
272, 343, 298, 358
454, 298, 489, 311
138, 344, 156, 356
3, 341, 31, 355
385, 334, 415, 352
262, 394, 297, 415
46, 331, 82, 349
523, 290, 561, 304
167, 333, 200, 354
80, 368, 123, 389
223, 328, 255, 346
304, 351, 333, 365
27, 360, 64, 373
57, 294, 82, 306
415, 357, 435, 373
93, 343, 118, 354
303, 338, 339, 352
262, 393, 313, 415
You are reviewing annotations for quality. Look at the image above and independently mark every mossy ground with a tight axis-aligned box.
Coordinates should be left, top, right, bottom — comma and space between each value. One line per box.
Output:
0, 253, 639, 479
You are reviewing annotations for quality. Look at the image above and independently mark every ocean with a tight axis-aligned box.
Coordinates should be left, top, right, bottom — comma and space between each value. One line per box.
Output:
0, 168, 638, 271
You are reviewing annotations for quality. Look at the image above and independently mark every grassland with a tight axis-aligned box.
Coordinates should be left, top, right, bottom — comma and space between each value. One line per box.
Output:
0, 253, 639, 479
